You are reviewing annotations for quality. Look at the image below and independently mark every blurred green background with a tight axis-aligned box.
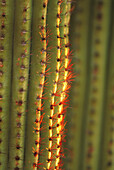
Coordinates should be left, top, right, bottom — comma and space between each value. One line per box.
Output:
63, 0, 114, 170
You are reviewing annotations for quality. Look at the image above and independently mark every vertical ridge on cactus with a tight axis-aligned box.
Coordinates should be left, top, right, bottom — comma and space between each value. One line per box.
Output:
63, 0, 94, 169
82, 1, 112, 169
46, 1, 62, 169
0, 0, 14, 169
24, 0, 48, 169
55, 2, 72, 170
38, 0, 59, 169
100, 2, 114, 169
8, 0, 32, 169
55, 1, 67, 169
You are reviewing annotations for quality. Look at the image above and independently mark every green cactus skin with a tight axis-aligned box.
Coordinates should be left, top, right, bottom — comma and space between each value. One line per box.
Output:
8, 0, 32, 169
63, 0, 93, 169
63, 0, 114, 170
0, 0, 14, 169
82, 1, 112, 170
100, 3, 114, 169
24, 0, 48, 169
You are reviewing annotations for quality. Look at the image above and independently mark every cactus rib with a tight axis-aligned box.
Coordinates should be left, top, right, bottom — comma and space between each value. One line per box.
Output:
24, 0, 48, 169
100, 2, 114, 169
82, 1, 112, 169
0, 0, 14, 169
8, 0, 32, 169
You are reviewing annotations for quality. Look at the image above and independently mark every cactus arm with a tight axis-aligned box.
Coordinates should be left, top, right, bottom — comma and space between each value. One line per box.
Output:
0, 0, 14, 169
100, 3, 114, 169
82, 1, 112, 170
8, 0, 32, 169
24, 0, 48, 169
